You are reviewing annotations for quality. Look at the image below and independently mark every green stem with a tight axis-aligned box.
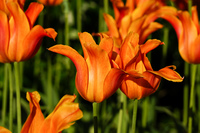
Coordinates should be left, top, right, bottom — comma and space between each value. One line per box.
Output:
188, 0, 192, 15
188, 64, 197, 133
8, 63, 13, 131
47, 56, 53, 112
132, 99, 138, 133
103, 0, 108, 31
93, 102, 98, 133
197, 65, 200, 132
63, 0, 69, 45
142, 97, 149, 128
14, 62, 21, 133
183, 62, 189, 126
77, 0, 82, 32
2, 63, 8, 127
122, 94, 128, 133
117, 91, 124, 133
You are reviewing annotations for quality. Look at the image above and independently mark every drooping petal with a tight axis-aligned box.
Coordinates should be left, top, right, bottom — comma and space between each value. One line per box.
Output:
7, 1, 30, 62
0, 126, 11, 133
103, 13, 119, 38
140, 39, 163, 54
82, 40, 112, 102
48, 45, 89, 100
19, 26, 57, 61
21, 91, 45, 133
148, 65, 183, 82
25, 2, 44, 28
0, 10, 9, 63
38, 95, 83, 133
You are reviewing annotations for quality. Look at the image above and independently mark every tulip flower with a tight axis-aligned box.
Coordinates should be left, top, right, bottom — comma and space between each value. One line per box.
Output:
160, 6, 200, 64
103, 0, 177, 48
0, 1, 57, 63
116, 32, 183, 99
0, 91, 83, 133
37, 0, 63, 6
48, 32, 136, 103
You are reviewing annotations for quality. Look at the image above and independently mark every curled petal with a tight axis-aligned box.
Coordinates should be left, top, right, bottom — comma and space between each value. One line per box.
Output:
48, 45, 88, 100
148, 65, 183, 82
140, 39, 163, 54
25, 2, 44, 28
18, 26, 57, 61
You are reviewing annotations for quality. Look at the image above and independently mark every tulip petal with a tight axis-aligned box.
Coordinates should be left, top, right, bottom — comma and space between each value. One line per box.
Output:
39, 95, 83, 132
25, 2, 44, 28
19, 25, 57, 61
7, 2, 30, 62
119, 14, 131, 39
82, 40, 112, 102
189, 35, 200, 63
148, 65, 183, 82
48, 45, 88, 100
0, 126, 11, 133
99, 37, 113, 59
192, 6, 199, 33
0, 10, 9, 63
140, 39, 163, 54
103, 13, 119, 38
21, 91, 45, 133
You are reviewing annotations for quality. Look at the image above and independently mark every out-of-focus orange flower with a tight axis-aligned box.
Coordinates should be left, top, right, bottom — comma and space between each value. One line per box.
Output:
161, 6, 200, 64
103, 0, 177, 48
0, 1, 57, 63
48, 32, 134, 103
114, 32, 183, 99
37, 0, 63, 6
0, 91, 83, 133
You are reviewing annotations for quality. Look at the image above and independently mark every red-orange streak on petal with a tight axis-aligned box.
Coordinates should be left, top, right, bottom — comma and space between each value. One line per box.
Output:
148, 65, 183, 82
48, 45, 88, 101
21, 91, 45, 133
19, 26, 57, 62
83, 41, 111, 102
25, 2, 44, 28
7, 2, 30, 62
0, 11, 10, 63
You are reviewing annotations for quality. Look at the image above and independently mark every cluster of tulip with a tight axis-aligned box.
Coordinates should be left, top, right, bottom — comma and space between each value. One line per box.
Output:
0, 0, 199, 133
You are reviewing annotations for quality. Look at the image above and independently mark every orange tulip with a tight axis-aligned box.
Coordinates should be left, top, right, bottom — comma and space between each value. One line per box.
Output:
0, 1, 57, 63
115, 32, 183, 99
0, 91, 83, 133
103, 0, 177, 48
48, 32, 134, 103
161, 6, 200, 64
37, 0, 63, 6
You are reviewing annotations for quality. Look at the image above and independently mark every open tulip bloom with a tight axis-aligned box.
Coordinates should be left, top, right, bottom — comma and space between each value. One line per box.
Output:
48, 32, 137, 103
0, 91, 83, 133
113, 32, 183, 99
0, 1, 57, 63
160, 6, 200, 64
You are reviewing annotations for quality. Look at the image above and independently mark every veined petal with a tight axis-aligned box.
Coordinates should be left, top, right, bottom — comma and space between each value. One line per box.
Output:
83, 40, 112, 102
19, 26, 57, 61
140, 22, 163, 43
25, 2, 44, 28
103, 13, 119, 38
0, 126, 11, 133
140, 39, 163, 54
39, 95, 83, 132
21, 91, 45, 133
48, 45, 88, 100
148, 65, 183, 82
78, 32, 96, 60
0, 10, 9, 62
7, 2, 30, 62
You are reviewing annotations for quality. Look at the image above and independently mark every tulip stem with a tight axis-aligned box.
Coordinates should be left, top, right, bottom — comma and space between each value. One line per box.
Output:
8, 63, 13, 131
2, 63, 8, 127
132, 99, 138, 133
188, 64, 197, 133
117, 91, 124, 133
77, 0, 82, 32
93, 102, 98, 133
14, 62, 21, 133
183, 62, 189, 126
64, 0, 69, 45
